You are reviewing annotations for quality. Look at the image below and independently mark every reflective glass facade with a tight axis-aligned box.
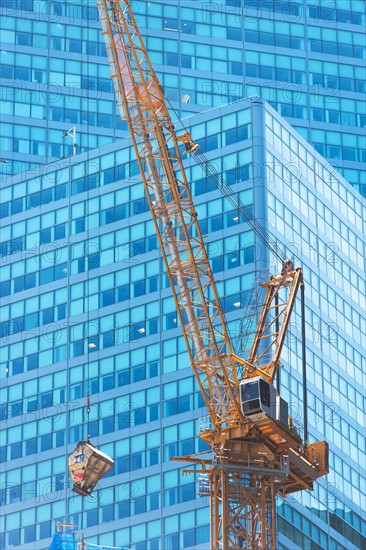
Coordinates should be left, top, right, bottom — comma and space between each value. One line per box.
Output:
0, 98, 365, 549
0, 0, 365, 195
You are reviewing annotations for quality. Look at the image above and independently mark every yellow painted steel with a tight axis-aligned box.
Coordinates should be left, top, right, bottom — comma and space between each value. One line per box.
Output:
96, 2, 328, 548
97, 0, 242, 432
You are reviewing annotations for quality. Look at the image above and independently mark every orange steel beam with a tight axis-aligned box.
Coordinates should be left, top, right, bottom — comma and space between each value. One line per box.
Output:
247, 268, 303, 383
97, 0, 242, 430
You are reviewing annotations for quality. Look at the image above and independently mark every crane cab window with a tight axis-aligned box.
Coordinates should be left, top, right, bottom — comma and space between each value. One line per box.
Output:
240, 377, 273, 418
240, 379, 261, 416
241, 380, 259, 401
260, 379, 270, 407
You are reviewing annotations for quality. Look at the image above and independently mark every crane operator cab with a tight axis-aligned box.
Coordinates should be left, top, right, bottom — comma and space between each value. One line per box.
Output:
240, 376, 289, 428
68, 440, 114, 497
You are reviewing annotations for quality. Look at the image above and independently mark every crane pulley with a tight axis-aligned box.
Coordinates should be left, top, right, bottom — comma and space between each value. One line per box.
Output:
96, 1, 329, 547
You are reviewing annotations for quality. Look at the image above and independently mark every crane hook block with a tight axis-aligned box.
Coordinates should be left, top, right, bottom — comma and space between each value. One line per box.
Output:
68, 440, 114, 497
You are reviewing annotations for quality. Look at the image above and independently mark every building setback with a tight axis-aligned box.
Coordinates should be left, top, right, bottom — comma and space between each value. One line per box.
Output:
0, 98, 365, 549
0, 0, 365, 196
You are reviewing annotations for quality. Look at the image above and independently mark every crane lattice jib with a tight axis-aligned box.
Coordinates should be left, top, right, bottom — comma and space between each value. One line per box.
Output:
247, 267, 303, 383
97, 0, 243, 429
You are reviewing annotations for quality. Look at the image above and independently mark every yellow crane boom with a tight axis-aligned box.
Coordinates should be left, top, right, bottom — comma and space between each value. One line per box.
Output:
97, 0, 243, 432
96, 1, 328, 548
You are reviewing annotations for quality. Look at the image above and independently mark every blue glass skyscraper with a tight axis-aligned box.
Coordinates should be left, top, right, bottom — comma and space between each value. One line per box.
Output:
0, 0, 365, 194
1, 97, 365, 549
0, 0, 365, 549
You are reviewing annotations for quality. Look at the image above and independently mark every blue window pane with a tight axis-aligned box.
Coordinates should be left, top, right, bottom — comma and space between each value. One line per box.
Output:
55, 263, 68, 280
231, 61, 243, 75
88, 253, 100, 268
40, 392, 53, 408
150, 492, 160, 510
0, 281, 10, 297
115, 204, 127, 220
41, 189, 53, 204
27, 399, 38, 412
132, 365, 145, 383
72, 178, 85, 194
77, 258, 85, 273
0, 405, 7, 422
177, 395, 191, 413
40, 267, 54, 285
134, 281, 145, 297
166, 53, 178, 66
102, 504, 114, 523
0, 447, 6, 463
55, 184, 67, 200
40, 521, 52, 540
55, 431, 65, 447
25, 312, 38, 330
196, 525, 210, 545
211, 215, 223, 232
12, 358, 24, 375
148, 404, 159, 422
87, 509, 98, 527
164, 488, 177, 506
149, 448, 159, 466
27, 353, 39, 370
118, 501, 129, 519
134, 407, 146, 425
75, 219, 85, 233
165, 534, 179, 548
116, 456, 129, 474
57, 304, 66, 320
91, 378, 99, 394
11, 442, 22, 459
165, 399, 177, 416
180, 483, 195, 502
0, 66, 13, 79
244, 246, 255, 264
89, 421, 99, 438
262, 33, 274, 46
131, 452, 142, 470
14, 277, 24, 293
343, 148, 356, 161
181, 438, 194, 455
183, 529, 195, 548
41, 434, 52, 451
73, 341, 84, 357
134, 495, 146, 514
8, 530, 20, 547
24, 525, 36, 543
102, 289, 115, 307
118, 285, 129, 301
118, 370, 129, 386
42, 308, 54, 325
26, 438, 37, 455
11, 401, 22, 417
102, 375, 114, 391
103, 417, 114, 434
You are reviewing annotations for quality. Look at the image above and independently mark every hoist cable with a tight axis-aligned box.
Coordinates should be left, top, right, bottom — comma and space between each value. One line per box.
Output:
163, 94, 297, 267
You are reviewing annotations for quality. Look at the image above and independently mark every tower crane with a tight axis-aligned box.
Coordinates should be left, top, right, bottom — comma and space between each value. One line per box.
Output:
96, 1, 329, 547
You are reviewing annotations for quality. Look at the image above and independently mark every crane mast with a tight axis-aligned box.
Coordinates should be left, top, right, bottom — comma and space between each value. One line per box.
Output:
97, 1, 329, 548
